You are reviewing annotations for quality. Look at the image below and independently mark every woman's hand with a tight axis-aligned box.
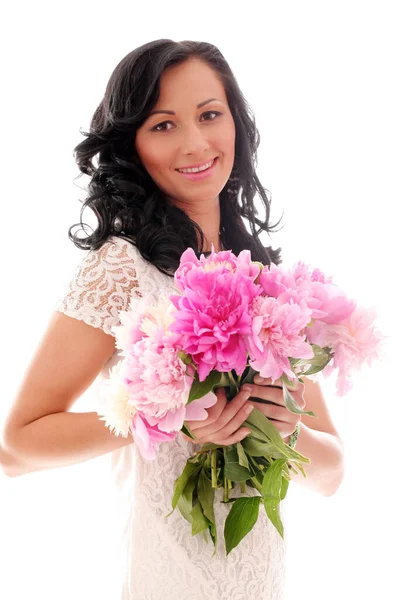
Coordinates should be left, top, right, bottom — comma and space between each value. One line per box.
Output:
181, 386, 254, 446
244, 375, 306, 441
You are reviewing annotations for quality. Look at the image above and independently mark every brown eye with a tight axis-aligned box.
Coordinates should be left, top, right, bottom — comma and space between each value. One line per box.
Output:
152, 121, 173, 132
201, 111, 221, 121
151, 111, 221, 132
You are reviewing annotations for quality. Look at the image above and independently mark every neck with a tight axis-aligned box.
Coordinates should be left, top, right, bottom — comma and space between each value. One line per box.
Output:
168, 193, 222, 252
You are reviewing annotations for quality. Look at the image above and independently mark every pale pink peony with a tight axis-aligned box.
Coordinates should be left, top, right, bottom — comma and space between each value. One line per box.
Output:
122, 334, 191, 433
306, 302, 385, 395
112, 292, 175, 351
97, 361, 137, 438
185, 391, 218, 420
169, 246, 262, 381
246, 295, 314, 383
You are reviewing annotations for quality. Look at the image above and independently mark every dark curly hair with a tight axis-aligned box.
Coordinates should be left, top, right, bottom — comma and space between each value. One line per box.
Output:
69, 39, 284, 277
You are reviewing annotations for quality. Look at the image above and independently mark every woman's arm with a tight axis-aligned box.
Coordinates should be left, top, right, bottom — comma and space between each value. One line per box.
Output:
285, 377, 345, 496
247, 375, 345, 496
1, 412, 133, 477
0, 445, 34, 477
1, 312, 133, 477
285, 423, 344, 496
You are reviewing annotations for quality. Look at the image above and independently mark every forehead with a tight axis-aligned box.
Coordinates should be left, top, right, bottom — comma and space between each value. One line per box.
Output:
155, 59, 227, 106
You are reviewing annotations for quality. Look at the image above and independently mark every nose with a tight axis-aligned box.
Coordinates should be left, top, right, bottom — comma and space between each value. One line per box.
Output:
180, 123, 210, 156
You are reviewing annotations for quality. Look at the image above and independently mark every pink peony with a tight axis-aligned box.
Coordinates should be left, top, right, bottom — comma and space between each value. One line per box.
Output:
260, 261, 355, 325
169, 246, 262, 381
246, 295, 314, 383
131, 413, 178, 460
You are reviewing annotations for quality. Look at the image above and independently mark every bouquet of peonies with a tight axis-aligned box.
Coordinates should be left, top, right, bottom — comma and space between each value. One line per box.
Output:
97, 246, 384, 556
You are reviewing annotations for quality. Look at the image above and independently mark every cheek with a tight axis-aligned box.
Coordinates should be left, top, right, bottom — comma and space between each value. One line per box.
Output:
137, 142, 171, 173
219, 121, 236, 159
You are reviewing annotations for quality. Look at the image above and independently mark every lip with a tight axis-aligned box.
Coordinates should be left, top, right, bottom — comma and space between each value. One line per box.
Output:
176, 157, 218, 181
176, 157, 217, 170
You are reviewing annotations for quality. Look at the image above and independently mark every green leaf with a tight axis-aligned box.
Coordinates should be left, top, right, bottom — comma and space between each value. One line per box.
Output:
181, 422, 197, 440
241, 422, 311, 465
280, 465, 290, 501
199, 441, 222, 451
261, 459, 286, 539
208, 519, 217, 555
236, 441, 250, 470
281, 380, 316, 417
190, 501, 210, 535
241, 422, 268, 442
241, 437, 276, 457
223, 445, 253, 482
197, 468, 216, 536
283, 444, 311, 464
238, 365, 259, 387
224, 496, 261, 555
244, 407, 286, 447
288, 344, 334, 377
187, 370, 223, 405
224, 462, 253, 482
177, 475, 197, 524
171, 461, 201, 510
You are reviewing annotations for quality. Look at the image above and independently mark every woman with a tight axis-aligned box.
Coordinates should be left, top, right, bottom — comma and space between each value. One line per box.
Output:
1, 39, 344, 599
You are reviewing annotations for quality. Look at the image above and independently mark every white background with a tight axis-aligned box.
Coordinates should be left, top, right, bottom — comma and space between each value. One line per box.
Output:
0, 1, 398, 598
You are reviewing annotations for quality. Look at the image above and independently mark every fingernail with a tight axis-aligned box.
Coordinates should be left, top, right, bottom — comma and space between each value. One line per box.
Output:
245, 404, 254, 414
253, 375, 265, 383
241, 385, 252, 393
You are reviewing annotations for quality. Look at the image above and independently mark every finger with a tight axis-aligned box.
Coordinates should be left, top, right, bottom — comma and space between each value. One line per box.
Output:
188, 388, 249, 438
243, 383, 285, 407
246, 382, 306, 409
204, 400, 254, 443
217, 427, 251, 446
260, 412, 301, 438
246, 401, 302, 424
191, 388, 253, 439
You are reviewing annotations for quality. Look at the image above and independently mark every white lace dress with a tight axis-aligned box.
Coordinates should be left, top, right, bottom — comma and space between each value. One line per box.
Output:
53, 235, 287, 599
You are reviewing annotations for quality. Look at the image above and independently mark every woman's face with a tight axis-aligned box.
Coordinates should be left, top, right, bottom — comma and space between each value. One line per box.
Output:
135, 58, 236, 207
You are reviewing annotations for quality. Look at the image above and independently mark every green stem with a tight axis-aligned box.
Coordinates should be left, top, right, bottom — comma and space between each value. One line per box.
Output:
224, 475, 230, 502
211, 449, 218, 488
250, 476, 263, 494
240, 481, 246, 494
227, 370, 239, 395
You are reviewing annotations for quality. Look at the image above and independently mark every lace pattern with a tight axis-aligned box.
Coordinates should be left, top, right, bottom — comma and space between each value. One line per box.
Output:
53, 238, 143, 336
53, 235, 287, 599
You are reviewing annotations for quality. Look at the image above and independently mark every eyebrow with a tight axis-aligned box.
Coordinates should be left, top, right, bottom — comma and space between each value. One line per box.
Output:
147, 98, 222, 118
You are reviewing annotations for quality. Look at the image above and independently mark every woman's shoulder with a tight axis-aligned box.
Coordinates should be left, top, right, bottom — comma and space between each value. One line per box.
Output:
83, 234, 177, 297
92, 234, 140, 262
52, 236, 143, 336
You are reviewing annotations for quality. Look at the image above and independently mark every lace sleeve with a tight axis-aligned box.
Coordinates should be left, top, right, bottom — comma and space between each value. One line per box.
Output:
52, 237, 142, 336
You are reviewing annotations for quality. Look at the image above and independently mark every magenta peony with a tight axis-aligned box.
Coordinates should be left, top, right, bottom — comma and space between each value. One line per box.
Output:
169, 246, 262, 381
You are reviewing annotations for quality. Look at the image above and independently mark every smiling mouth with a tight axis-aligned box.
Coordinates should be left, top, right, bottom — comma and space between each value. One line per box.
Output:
176, 157, 217, 173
